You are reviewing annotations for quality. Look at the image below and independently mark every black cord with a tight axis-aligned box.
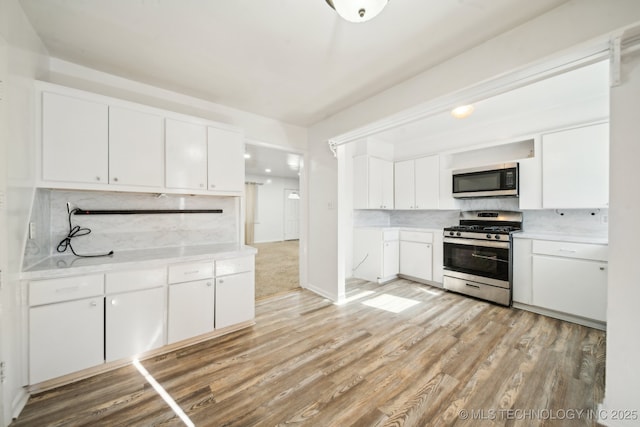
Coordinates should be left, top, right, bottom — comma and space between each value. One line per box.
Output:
56, 208, 114, 258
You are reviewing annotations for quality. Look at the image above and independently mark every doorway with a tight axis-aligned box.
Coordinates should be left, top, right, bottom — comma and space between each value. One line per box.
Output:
244, 143, 303, 299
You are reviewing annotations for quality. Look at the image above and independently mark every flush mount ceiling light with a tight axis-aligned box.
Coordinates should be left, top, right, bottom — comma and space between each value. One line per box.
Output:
325, 0, 389, 23
451, 104, 475, 119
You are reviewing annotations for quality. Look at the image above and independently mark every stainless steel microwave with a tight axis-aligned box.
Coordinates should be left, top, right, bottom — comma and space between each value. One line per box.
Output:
452, 162, 518, 198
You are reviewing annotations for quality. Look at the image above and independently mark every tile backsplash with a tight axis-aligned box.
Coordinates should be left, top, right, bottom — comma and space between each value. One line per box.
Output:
353, 196, 608, 237
24, 189, 239, 268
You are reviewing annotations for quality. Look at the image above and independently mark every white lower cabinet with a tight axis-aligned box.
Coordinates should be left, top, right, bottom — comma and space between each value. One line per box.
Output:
168, 280, 215, 343
29, 297, 104, 384
399, 231, 433, 282
532, 255, 607, 322
353, 228, 399, 283
105, 287, 165, 362
27, 254, 255, 385
513, 237, 608, 326
216, 271, 255, 329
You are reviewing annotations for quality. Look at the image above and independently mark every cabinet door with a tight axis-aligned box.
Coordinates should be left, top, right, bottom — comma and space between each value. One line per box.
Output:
394, 160, 415, 209
29, 297, 104, 384
369, 157, 394, 209
42, 92, 108, 184
399, 241, 433, 281
414, 155, 439, 210
168, 280, 215, 344
382, 240, 399, 279
542, 123, 609, 208
165, 118, 208, 190
532, 256, 607, 321
215, 271, 255, 329
109, 106, 164, 188
368, 157, 386, 209
207, 127, 244, 193
106, 287, 165, 362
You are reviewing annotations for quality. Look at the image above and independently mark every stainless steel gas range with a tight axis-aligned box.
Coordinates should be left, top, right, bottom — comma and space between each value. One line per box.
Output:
442, 210, 523, 306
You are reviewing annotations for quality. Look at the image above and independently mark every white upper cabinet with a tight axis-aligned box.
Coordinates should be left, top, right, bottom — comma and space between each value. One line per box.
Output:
542, 122, 609, 208
109, 106, 164, 188
395, 155, 439, 210
42, 92, 109, 184
394, 160, 414, 209
39, 83, 244, 195
207, 126, 244, 193
165, 118, 208, 190
354, 155, 394, 209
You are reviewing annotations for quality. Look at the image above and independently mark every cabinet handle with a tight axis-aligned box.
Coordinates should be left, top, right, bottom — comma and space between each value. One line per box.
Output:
96, 176, 101, 181
558, 249, 577, 253
210, 184, 216, 188
207, 282, 213, 287
111, 299, 117, 305
113, 177, 118, 182
185, 270, 201, 275
55, 286, 79, 294
465, 283, 480, 289
218, 279, 224, 284
199, 183, 204, 188
90, 301, 98, 307
600, 267, 605, 271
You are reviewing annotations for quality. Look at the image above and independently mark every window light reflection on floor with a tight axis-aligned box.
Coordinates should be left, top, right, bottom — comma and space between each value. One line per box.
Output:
336, 290, 375, 305
361, 294, 421, 313
133, 358, 195, 427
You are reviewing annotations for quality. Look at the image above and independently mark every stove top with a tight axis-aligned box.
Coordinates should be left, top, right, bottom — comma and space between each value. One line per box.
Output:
444, 224, 520, 234
444, 210, 523, 240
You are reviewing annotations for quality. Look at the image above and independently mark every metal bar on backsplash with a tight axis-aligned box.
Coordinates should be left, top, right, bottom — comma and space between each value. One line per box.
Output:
72, 209, 223, 215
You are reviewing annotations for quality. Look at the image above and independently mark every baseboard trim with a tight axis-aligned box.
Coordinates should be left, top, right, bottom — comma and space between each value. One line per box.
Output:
304, 282, 339, 302
512, 302, 606, 331
10, 388, 29, 425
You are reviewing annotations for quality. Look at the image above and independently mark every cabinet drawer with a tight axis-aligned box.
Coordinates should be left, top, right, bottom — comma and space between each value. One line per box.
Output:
532, 240, 608, 261
399, 230, 433, 243
383, 229, 399, 241
216, 256, 254, 276
106, 267, 167, 293
29, 274, 104, 306
168, 261, 213, 284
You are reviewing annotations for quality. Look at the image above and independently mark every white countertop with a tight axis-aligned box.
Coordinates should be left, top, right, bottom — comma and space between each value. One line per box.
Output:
513, 232, 608, 245
22, 243, 258, 279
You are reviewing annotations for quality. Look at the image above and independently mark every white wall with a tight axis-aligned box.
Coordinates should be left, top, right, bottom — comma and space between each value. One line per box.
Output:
0, 0, 49, 424
602, 40, 640, 426
246, 174, 299, 243
307, 0, 640, 304
47, 59, 307, 153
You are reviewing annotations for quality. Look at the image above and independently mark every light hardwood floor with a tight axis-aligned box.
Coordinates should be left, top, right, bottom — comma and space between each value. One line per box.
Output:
11, 279, 605, 426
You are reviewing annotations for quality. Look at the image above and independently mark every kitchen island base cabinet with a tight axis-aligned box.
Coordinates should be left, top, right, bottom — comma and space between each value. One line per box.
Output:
168, 279, 215, 344
29, 297, 104, 385
105, 287, 165, 363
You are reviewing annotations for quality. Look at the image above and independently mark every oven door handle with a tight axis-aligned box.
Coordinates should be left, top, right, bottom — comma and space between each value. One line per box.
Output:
443, 237, 510, 249
471, 253, 509, 263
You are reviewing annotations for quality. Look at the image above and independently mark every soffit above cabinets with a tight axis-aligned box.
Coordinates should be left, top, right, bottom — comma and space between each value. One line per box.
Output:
18, 0, 569, 127
372, 60, 610, 159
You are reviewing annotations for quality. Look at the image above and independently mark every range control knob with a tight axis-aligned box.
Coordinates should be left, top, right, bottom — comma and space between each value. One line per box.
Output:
495, 235, 501, 240
486, 234, 492, 239
449, 231, 455, 236
456, 232, 461, 237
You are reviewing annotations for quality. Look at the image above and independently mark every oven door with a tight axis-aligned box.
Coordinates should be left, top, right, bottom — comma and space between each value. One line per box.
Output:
443, 237, 510, 285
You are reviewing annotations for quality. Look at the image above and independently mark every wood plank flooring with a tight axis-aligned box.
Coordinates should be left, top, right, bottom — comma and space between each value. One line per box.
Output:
11, 279, 606, 427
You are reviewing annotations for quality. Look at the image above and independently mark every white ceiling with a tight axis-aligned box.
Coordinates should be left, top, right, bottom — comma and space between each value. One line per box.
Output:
19, 0, 569, 127
374, 60, 610, 158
